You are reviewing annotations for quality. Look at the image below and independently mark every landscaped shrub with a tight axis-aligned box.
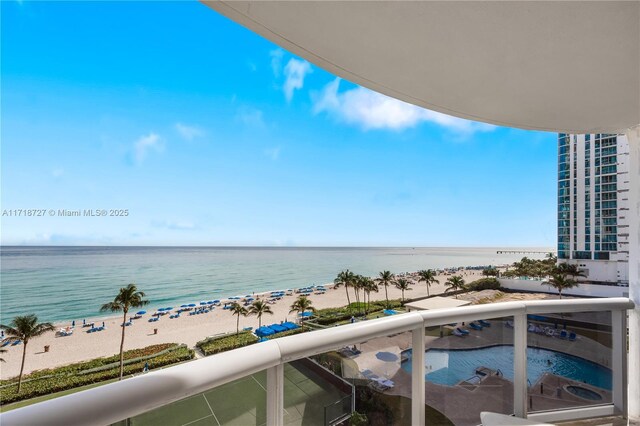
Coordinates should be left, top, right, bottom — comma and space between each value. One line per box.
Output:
465, 277, 501, 291
196, 331, 258, 356
0, 344, 194, 404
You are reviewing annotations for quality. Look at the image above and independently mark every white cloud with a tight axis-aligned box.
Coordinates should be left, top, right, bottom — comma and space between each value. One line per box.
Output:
236, 106, 265, 128
175, 122, 203, 141
133, 133, 162, 163
313, 78, 495, 133
264, 146, 281, 160
283, 58, 312, 102
269, 49, 284, 77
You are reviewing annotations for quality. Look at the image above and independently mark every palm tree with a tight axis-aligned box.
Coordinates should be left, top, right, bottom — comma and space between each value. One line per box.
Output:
361, 277, 378, 314
334, 270, 354, 310
544, 273, 577, 299
395, 278, 412, 304
289, 296, 316, 330
1, 314, 54, 392
556, 263, 587, 280
100, 283, 148, 380
230, 302, 248, 336
376, 270, 395, 309
248, 300, 273, 328
417, 269, 439, 297
444, 276, 466, 298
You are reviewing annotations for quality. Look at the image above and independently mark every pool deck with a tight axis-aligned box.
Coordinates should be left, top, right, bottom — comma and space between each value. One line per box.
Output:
429, 319, 612, 368
342, 318, 614, 426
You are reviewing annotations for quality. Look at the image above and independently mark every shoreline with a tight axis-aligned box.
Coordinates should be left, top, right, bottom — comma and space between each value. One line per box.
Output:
0, 267, 489, 379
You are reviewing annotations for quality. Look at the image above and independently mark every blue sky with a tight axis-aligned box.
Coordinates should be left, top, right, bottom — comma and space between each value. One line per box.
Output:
1, 1, 557, 247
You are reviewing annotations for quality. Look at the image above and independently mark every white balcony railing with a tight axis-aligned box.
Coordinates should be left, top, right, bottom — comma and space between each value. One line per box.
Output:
0, 297, 634, 426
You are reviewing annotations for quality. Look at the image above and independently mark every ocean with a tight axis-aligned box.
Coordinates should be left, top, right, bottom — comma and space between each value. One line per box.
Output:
0, 246, 551, 324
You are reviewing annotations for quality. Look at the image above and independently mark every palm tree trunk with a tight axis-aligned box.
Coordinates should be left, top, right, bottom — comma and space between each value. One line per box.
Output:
119, 311, 127, 380
344, 286, 351, 310
384, 285, 389, 309
259, 315, 262, 328
427, 284, 430, 297
236, 315, 240, 335
17, 342, 27, 393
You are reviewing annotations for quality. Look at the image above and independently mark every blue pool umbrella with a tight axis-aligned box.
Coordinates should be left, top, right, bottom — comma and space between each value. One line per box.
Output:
376, 352, 399, 362
299, 312, 313, 318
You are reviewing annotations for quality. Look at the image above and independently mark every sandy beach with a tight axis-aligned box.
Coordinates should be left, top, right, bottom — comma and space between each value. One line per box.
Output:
0, 269, 485, 379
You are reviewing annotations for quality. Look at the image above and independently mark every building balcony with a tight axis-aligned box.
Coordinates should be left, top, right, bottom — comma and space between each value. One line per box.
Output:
1, 297, 633, 426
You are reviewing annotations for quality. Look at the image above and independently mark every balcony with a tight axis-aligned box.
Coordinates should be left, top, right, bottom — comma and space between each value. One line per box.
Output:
1, 297, 633, 425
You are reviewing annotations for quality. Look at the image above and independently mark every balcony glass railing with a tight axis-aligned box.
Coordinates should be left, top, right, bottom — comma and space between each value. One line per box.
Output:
0, 298, 633, 426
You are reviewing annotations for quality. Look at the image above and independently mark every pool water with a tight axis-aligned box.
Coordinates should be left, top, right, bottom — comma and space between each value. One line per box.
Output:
401, 346, 611, 390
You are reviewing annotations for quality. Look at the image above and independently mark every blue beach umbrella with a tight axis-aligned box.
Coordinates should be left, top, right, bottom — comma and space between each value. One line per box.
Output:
207, 301, 215, 304
188, 303, 196, 307
180, 304, 188, 308
200, 302, 207, 306
165, 307, 173, 311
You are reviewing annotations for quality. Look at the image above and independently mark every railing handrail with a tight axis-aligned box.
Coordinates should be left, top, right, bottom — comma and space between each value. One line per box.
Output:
0, 297, 633, 426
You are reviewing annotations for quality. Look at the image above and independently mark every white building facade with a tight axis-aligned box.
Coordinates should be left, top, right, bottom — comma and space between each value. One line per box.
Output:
558, 133, 630, 286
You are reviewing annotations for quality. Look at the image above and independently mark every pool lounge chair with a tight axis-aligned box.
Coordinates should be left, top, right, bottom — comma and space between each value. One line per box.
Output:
456, 327, 470, 335
568, 331, 577, 341
453, 329, 466, 337
1, 340, 11, 347
470, 322, 483, 330
505, 320, 514, 328
559, 330, 568, 339
478, 320, 491, 327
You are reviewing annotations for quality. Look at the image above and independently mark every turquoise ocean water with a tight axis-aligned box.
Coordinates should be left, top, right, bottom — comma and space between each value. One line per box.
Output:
0, 246, 550, 324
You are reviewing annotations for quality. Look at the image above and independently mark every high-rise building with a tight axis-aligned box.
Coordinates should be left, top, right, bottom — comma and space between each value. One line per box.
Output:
557, 133, 630, 286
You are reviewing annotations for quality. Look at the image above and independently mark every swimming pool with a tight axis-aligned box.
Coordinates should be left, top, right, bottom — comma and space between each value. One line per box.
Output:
401, 346, 611, 389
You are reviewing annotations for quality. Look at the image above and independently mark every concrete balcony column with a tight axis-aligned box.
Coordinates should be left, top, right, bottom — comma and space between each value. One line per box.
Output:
625, 125, 639, 421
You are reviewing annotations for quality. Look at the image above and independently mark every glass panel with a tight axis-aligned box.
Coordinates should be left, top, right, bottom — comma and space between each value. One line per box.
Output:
304, 331, 413, 426
418, 316, 514, 426
527, 311, 612, 413
282, 358, 353, 426
118, 370, 268, 426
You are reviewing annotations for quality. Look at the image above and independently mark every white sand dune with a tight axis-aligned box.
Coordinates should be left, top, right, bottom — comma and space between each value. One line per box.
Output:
0, 270, 483, 379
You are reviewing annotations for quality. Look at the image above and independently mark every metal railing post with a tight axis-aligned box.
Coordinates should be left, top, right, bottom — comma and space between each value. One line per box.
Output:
412, 326, 425, 425
513, 312, 528, 418
611, 309, 627, 416
266, 364, 284, 426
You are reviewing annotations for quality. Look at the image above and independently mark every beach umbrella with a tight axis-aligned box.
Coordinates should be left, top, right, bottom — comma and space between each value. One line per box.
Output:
180, 304, 188, 308
165, 307, 173, 311
376, 352, 399, 362
200, 302, 207, 305
207, 301, 215, 304
137, 311, 146, 315
188, 303, 196, 307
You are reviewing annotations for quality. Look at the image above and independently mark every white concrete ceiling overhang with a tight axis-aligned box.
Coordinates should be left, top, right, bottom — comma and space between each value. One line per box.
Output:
202, 1, 640, 134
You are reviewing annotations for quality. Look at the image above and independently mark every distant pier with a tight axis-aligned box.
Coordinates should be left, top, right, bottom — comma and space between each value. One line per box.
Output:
496, 250, 555, 255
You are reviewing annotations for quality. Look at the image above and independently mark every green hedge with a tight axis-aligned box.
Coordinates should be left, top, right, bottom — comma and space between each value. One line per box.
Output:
1, 345, 194, 404
196, 331, 258, 356
465, 277, 501, 291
